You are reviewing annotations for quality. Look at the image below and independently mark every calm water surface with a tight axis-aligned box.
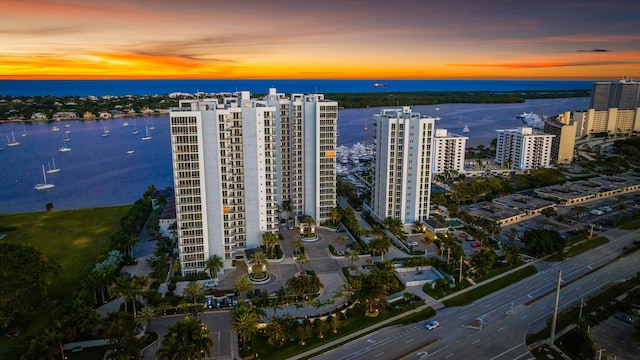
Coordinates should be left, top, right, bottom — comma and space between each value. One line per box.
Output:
0, 97, 590, 214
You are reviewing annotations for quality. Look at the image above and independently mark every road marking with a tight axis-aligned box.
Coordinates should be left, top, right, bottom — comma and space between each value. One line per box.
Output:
472, 339, 481, 344
497, 326, 505, 332
405, 338, 414, 344
445, 353, 455, 358
490, 343, 525, 360
374, 352, 385, 358
520, 315, 528, 320
367, 339, 376, 343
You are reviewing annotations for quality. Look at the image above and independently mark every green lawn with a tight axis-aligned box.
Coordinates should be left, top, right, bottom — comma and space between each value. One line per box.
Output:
0, 205, 130, 357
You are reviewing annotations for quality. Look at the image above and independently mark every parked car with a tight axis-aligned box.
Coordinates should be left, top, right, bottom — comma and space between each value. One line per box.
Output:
459, 233, 468, 237
614, 312, 633, 324
206, 297, 213, 309
425, 320, 440, 330
407, 241, 418, 247
471, 241, 482, 248
336, 228, 346, 233
204, 280, 218, 289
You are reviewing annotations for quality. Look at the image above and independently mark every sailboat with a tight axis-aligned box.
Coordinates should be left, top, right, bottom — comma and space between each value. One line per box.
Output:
63, 132, 71, 142
59, 141, 71, 152
141, 126, 152, 141
463, 125, 470, 133
364, 118, 368, 131
131, 121, 139, 135
46, 157, 61, 174
149, 119, 155, 130
6, 131, 20, 147
102, 125, 109, 137
22, 123, 29, 137
35, 165, 55, 191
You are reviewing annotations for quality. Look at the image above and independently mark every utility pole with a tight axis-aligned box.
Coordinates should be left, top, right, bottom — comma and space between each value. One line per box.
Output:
597, 348, 606, 360
578, 297, 584, 320
549, 271, 562, 346
589, 224, 595, 239
447, 247, 451, 263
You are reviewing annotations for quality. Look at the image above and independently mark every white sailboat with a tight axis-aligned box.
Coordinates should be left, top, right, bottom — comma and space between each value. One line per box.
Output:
364, 118, 368, 131
131, 121, 139, 135
46, 157, 61, 174
52, 126, 60, 132
463, 125, 470, 133
102, 125, 109, 137
6, 131, 20, 147
22, 123, 28, 137
149, 119, 155, 130
63, 133, 71, 142
35, 165, 55, 191
59, 141, 71, 152
141, 126, 152, 141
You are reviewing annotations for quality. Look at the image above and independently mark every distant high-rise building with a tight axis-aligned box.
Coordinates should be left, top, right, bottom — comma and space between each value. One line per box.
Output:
371, 106, 435, 226
495, 127, 554, 170
169, 89, 337, 275
576, 78, 640, 136
432, 128, 467, 174
543, 111, 577, 165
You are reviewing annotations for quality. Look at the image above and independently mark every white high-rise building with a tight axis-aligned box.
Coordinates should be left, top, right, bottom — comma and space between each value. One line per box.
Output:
432, 128, 467, 174
169, 89, 337, 275
371, 106, 435, 226
495, 127, 554, 170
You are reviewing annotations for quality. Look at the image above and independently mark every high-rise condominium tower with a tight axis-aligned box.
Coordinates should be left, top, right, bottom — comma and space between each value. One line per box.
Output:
371, 106, 435, 226
169, 89, 337, 275
495, 127, 554, 170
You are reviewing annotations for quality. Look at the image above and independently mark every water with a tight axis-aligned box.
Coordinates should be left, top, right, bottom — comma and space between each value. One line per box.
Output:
0, 117, 172, 214
338, 97, 590, 147
0, 79, 593, 97
0, 77, 593, 214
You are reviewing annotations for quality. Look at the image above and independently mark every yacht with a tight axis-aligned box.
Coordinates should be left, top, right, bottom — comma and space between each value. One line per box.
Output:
463, 125, 470, 133
52, 126, 60, 132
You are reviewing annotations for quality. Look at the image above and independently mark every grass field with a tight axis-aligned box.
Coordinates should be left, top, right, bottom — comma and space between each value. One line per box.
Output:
0, 205, 131, 357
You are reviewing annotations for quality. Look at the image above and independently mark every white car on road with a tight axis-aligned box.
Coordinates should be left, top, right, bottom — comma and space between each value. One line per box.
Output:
425, 320, 440, 330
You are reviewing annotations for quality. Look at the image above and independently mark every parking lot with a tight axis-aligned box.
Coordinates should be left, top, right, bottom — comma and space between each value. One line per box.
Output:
588, 314, 640, 360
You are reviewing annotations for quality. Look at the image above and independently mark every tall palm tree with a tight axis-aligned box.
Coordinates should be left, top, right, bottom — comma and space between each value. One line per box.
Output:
423, 235, 433, 258
204, 254, 223, 279
109, 274, 132, 313
138, 306, 160, 333
231, 310, 259, 346
292, 236, 304, 255
130, 275, 148, 318
345, 250, 360, 270
157, 316, 213, 360
503, 244, 521, 268
249, 251, 269, 278
295, 252, 310, 275
183, 281, 206, 306
336, 235, 347, 252
233, 276, 255, 299
330, 207, 342, 225
261, 232, 280, 258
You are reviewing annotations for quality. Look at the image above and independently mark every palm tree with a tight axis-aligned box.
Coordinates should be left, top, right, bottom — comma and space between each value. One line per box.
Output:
411, 220, 424, 234
249, 251, 269, 279
330, 313, 342, 333
231, 310, 259, 346
295, 252, 310, 275
330, 207, 342, 226
292, 236, 304, 255
157, 316, 213, 360
335, 235, 347, 253
109, 274, 132, 313
204, 254, 223, 279
345, 250, 360, 270
183, 281, 207, 306
262, 232, 280, 258
129, 275, 148, 318
503, 244, 521, 268
233, 276, 254, 299
423, 235, 433, 258
138, 306, 159, 333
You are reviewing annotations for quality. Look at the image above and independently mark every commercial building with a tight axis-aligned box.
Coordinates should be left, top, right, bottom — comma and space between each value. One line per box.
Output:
432, 128, 468, 174
543, 111, 577, 165
169, 89, 337, 275
495, 127, 554, 170
371, 106, 435, 227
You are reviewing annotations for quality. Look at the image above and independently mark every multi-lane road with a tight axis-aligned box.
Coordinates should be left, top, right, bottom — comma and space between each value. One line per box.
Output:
314, 227, 640, 360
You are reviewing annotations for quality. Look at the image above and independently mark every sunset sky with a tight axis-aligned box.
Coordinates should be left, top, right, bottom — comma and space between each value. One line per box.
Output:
2, 0, 639, 80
